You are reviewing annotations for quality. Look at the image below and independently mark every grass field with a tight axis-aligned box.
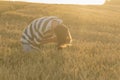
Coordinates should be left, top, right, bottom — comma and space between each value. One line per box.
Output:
0, 1, 120, 80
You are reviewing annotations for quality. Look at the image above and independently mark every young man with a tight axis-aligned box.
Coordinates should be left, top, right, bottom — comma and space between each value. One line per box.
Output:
20, 16, 72, 52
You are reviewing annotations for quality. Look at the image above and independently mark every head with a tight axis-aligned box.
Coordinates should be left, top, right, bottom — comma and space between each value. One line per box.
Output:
54, 24, 72, 49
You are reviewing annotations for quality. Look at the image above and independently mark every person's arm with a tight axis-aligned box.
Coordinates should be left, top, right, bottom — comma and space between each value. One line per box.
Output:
66, 29, 72, 44
40, 36, 57, 44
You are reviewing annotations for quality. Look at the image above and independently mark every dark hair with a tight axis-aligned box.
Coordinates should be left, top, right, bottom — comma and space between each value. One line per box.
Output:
54, 24, 69, 48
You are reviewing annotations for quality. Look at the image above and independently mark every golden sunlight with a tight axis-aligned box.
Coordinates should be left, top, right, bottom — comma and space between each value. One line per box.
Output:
24, 0, 106, 5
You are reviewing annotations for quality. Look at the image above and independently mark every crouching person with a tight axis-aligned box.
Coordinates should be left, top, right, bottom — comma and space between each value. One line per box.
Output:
20, 16, 72, 52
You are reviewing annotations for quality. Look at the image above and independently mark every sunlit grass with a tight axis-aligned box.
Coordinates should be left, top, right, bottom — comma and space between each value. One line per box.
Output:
0, 1, 120, 80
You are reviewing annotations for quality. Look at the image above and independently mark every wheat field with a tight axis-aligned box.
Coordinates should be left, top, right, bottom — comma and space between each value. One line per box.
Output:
0, 1, 120, 80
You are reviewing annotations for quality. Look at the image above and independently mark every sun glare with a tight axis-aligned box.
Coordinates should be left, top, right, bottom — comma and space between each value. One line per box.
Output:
25, 0, 106, 5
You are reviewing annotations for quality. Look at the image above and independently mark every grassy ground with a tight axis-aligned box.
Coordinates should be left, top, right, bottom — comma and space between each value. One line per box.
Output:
0, 1, 120, 80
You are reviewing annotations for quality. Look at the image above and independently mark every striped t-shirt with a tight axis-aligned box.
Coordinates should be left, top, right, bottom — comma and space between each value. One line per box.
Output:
20, 16, 63, 46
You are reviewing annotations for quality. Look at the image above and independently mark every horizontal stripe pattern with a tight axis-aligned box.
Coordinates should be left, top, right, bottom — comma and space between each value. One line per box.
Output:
21, 16, 63, 46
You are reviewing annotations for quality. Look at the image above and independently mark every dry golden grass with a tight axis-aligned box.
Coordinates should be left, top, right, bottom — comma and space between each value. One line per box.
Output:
0, 1, 120, 80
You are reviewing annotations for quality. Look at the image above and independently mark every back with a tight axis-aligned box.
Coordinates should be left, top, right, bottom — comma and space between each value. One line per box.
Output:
21, 16, 63, 46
